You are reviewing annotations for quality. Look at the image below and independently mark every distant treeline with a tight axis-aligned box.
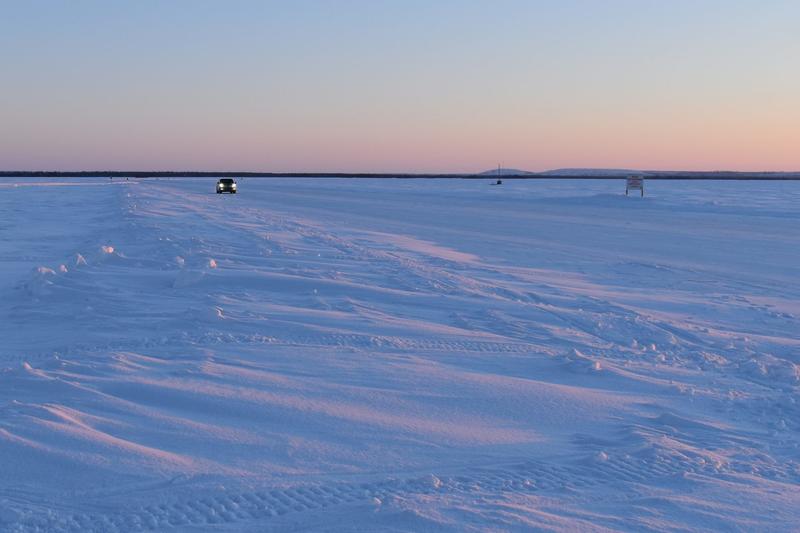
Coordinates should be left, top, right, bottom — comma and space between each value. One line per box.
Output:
1, 171, 800, 180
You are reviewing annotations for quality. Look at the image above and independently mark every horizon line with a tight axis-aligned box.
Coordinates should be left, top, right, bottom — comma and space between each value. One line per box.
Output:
2, 169, 800, 181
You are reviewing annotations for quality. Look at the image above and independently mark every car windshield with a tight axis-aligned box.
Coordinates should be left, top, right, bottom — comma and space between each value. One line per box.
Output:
219, 179, 234, 184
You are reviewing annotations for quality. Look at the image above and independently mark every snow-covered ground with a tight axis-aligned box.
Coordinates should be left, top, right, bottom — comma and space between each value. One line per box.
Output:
1, 177, 798, 532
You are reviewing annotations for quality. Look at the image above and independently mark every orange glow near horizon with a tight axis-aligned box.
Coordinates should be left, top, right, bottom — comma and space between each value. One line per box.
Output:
1, 2, 799, 172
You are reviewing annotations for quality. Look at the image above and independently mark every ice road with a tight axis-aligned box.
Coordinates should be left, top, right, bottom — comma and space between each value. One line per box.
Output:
0, 177, 798, 531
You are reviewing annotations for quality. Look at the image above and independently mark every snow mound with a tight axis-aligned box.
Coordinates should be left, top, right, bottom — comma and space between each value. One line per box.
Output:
740, 355, 799, 386
172, 258, 219, 288
20, 266, 58, 297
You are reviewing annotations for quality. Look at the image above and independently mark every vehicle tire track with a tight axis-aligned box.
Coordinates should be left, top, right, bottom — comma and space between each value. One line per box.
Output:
9, 444, 796, 532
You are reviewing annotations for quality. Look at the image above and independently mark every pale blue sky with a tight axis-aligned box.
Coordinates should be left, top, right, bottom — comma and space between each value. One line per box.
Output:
1, 1, 798, 172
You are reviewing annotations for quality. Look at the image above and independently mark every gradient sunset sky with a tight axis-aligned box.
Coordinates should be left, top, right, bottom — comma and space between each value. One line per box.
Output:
1, 1, 798, 173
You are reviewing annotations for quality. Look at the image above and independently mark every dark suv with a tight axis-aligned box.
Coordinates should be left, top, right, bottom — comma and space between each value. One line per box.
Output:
216, 178, 238, 194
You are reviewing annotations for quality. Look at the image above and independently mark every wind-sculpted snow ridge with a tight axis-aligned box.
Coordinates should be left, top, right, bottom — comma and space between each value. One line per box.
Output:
0, 177, 798, 531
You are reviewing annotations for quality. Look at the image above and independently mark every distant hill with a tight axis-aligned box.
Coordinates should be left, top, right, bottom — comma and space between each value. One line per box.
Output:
477, 168, 647, 177
478, 168, 536, 176
500, 168, 800, 179
540, 168, 648, 177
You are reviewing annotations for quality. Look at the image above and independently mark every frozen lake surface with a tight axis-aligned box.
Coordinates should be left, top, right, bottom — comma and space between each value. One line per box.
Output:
1, 177, 798, 531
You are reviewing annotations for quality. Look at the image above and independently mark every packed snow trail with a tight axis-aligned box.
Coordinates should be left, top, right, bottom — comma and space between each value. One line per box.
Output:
0, 177, 798, 531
